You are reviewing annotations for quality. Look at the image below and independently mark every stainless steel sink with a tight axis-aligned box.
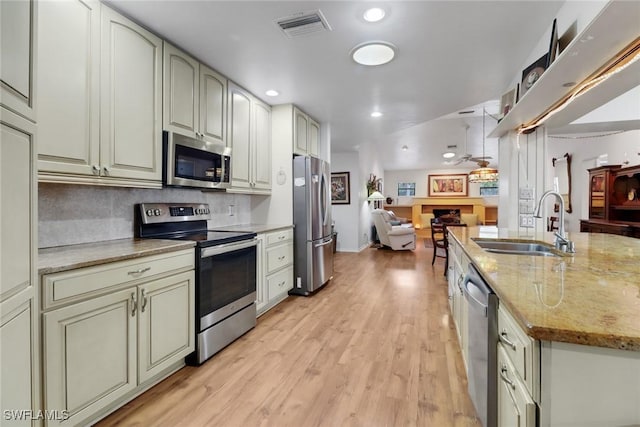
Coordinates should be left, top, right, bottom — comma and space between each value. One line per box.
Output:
472, 239, 565, 257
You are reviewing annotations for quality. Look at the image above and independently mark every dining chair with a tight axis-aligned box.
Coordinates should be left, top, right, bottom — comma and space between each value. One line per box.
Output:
431, 218, 448, 275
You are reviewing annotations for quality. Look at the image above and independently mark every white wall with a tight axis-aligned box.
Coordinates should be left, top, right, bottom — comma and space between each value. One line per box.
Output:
331, 152, 360, 252
383, 168, 486, 204
358, 144, 384, 249
546, 129, 640, 232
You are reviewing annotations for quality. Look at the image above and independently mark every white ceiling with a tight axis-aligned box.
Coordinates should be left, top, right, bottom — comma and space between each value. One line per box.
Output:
106, 0, 565, 171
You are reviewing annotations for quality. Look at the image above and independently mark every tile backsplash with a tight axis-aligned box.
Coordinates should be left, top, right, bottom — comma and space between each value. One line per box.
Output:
38, 183, 252, 248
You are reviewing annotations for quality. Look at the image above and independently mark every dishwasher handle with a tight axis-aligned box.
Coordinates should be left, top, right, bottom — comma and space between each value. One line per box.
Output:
462, 263, 492, 317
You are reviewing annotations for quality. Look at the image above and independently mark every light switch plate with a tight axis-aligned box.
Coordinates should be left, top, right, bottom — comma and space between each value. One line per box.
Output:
519, 187, 535, 200
520, 214, 535, 228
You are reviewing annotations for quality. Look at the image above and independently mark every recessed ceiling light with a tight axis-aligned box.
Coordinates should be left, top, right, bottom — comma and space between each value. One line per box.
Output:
351, 42, 396, 66
371, 111, 383, 118
265, 89, 279, 97
363, 8, 385, 22
442, 151, 456, 159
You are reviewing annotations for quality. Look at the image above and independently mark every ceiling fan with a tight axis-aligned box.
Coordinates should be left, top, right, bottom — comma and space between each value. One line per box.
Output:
444, 126, 492, 166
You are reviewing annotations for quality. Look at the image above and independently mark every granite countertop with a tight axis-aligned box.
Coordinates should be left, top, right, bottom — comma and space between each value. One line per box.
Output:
39, 238, 196, 275
212, 223, 293, 233
448, 227, 640, 351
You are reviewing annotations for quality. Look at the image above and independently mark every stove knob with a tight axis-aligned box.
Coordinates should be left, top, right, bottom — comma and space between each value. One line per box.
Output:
154, 209, 161, 216
205, 208, 210, 214
145, 209, 152, 216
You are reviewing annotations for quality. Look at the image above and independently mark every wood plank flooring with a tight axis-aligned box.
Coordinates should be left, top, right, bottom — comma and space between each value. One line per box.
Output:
96, 242, 480, 427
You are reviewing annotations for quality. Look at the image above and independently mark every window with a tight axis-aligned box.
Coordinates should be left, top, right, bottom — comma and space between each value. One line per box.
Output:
479, 180, 498, 196
397, 182, 415, 196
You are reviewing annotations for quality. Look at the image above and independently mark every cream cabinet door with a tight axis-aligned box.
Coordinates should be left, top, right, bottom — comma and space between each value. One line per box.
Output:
100, 6, 162, 183
1, 296, 35, 427
37, 0, 100, 176
1, 112, 33, 300
497, 345, 536, 427
308, 118, 320, 158
163, 42, 199, 137
228, 82, 252, 190
138, 272, 195, 384
43, 288, 137, 426
252, 98, 271, 191
0, 0, 35, 121
200, 64, 226, 144
293, 107, 308, 155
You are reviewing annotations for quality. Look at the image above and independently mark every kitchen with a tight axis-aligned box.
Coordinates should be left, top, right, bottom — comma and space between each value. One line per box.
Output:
1, 1, 639, 426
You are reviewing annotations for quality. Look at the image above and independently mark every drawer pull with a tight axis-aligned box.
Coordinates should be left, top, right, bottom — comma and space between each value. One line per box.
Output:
130, 292, 137, 317
278, 255, 285, 261
140, 289, 148, 313
278, 236, 285, 240
500, 365, 516, 390
500, 330, 517, 351
279, 281, 286, 287
128, 267, 151, 276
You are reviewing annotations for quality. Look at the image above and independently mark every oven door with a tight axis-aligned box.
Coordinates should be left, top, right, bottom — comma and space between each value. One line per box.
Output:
164, 131, 231, 189
197, 239, 257, 331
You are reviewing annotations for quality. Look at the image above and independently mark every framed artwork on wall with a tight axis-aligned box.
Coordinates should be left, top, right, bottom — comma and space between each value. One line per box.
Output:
331, 172, 350, 204
428, 174, 468, 197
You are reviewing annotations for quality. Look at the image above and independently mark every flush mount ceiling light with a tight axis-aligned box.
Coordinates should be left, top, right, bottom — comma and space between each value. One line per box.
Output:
401, 145, 408, 151
265, 89, 279, 97
351, 42, 396, 66
363, 7, 385, 22
370, 111, 383, 118
442, 151, 456, 159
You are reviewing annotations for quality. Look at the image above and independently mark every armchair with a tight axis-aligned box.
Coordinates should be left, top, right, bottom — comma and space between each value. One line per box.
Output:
371, 209, 416, 250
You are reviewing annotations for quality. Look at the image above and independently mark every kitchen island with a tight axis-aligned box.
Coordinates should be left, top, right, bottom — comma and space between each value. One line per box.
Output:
447, 226, 640, 427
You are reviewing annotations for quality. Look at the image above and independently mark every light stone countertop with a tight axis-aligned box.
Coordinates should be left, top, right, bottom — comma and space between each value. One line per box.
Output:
211, 224, 293, 234
448, 227, 640, 351
38, 238, 196, 275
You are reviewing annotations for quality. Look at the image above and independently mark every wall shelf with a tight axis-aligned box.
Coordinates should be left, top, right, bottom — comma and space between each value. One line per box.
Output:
489, 1, 640, 138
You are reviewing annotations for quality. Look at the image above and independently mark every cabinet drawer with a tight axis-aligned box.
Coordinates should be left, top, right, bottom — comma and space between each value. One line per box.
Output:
266, 243, 293, 274
267, 267, 293, 298
266, 228, 293, 246
43, 249, 194, 308
498, 304, 538, 397
497, 344, 537, 427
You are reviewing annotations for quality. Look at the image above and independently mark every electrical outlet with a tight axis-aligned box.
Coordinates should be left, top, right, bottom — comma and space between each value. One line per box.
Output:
519, 200, 535, 214
520, 215, 535, 228
228, 205, 235, 216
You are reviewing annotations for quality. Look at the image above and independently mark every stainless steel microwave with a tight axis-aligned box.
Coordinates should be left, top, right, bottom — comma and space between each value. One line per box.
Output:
163, 131, 231, 189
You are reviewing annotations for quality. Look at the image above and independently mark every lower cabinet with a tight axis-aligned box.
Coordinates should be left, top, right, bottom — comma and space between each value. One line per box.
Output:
447, 236, 469, 368
497, 345, 536, 427
256, 228, 294, 316
41, 254, 194, 426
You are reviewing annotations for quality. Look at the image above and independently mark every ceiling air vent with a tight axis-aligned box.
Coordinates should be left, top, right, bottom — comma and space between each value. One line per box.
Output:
276, 10, 332, 38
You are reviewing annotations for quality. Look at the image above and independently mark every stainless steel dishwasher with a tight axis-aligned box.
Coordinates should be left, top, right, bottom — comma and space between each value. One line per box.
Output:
463, 263, 498, 427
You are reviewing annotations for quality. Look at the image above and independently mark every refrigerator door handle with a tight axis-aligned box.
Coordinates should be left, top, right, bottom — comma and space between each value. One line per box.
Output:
314, 238, 333, 248
320, 171, 330, 227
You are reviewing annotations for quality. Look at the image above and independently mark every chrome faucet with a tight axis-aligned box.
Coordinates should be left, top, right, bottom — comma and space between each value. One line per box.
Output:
533, 190, 575, 253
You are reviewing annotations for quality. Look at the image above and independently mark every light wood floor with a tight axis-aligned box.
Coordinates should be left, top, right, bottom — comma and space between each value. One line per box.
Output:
97, 242, 480, 427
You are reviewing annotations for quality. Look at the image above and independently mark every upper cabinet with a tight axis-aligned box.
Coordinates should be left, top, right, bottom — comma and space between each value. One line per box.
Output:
490, 1, 640, 138
0, 0, 36, 121
37, 3, 163, 188
293, 106, 320, 158
227, 82, 271, 194
163, 43, 227, 145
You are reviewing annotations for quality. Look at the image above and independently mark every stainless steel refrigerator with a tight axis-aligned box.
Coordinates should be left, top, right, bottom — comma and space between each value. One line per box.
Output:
291, 155, 333, 295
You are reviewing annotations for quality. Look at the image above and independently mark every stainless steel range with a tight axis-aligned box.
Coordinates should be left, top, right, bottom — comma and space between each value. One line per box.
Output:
137, 203, 257, 365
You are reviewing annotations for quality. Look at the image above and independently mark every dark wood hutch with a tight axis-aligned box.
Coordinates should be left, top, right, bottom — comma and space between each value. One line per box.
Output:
581, 164, 640, 238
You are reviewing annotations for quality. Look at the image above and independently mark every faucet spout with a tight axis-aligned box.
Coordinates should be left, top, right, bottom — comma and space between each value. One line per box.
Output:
534, 190, 574, 253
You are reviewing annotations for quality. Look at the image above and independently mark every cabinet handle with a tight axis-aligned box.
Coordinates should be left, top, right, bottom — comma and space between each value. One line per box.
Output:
140, 289, 148, 313
102, 166, 110, 176
278, 255, 285, 261
500, 365, 516, 390
130, 292, 137, 317
278, 236, 285, 240
279, 281, 286, 287
92, 165, 100, 175
500, 330, 517, 351
128, 267, 151, 276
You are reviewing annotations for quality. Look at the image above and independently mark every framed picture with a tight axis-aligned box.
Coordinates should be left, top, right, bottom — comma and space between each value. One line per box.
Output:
331, 172, 350, 204
547, 18, 559, 68
520, 53, 549, 98
428, 174, 468, 197
499, 88, 517, 119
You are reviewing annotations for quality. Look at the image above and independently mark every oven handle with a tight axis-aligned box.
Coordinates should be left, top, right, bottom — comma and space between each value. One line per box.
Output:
200, 238, 258, 258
